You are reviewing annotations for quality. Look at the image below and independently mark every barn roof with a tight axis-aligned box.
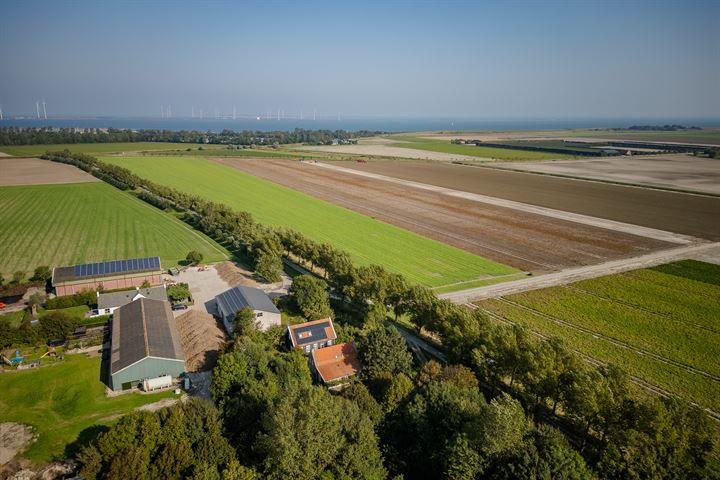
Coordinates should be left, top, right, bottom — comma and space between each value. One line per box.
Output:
215, 285, 279, 316
288, 318, 336, 348
53, 256, 162, 284
311, 343, 361, 383
110, 297, 184, 375
98, 285, 167, 311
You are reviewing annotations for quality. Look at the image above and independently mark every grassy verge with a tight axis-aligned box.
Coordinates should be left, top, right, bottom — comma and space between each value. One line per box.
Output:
102, 156, 518, 287
0, 354, 176, 463
0, 182, 228, 274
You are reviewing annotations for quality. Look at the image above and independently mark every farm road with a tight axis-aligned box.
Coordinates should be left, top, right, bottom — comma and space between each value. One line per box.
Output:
439, 242, 720, 303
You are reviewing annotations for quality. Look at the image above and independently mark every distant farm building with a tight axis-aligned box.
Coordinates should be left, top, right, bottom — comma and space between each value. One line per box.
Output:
288, 318, 337, 354
311, 342, 361, 384
109, 297, 185, 391
52, 257, 163, 297
215, 285, 281, 333
97, 285, 168, 316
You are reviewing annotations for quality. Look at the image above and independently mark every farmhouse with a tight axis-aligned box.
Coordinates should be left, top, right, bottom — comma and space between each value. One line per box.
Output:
287, 318, 337, 354
215, 285, 281, 333
97, 285, 167, 315
110, 297, 185, 391
310, 342, 361, 384
52, 257, 163, 297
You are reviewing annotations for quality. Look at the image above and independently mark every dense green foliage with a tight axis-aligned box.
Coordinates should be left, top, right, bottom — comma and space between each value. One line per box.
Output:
0, 355, 174, 463
186, 250, 204, 265
289, 274, 332, 320
0, 126, 380, 147
0, 182, 227, 274
102, 155, 517, 287
167, 283, 191, 302
77, 398, 257, 480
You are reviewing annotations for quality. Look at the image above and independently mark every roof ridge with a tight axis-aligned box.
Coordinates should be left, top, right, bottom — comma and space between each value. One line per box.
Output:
140, 299, 150, 358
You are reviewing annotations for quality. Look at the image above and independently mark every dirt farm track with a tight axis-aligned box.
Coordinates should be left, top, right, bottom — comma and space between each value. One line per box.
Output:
328, 159, 720, 241
214, 158, 673, 272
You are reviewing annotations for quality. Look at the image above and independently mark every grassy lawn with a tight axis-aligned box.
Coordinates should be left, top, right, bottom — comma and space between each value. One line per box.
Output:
476, 261, 720, 413
0, 142, 213, 157
102, 156, 518, 287
0, 309, 26, 328
0, 354, 176, 463
0, 182, 228, 274
388, 136, 577, 161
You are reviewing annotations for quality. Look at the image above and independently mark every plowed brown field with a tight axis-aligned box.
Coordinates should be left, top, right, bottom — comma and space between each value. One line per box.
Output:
212, 158, 672, 272
327, 159, 720, 240
0, 157, 98, 185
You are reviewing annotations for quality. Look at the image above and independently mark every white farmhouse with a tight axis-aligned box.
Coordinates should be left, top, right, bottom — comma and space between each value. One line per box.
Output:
215, 285, 281, 333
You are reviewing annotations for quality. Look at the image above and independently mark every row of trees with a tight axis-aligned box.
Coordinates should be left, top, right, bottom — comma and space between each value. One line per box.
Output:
52, 151, 718, 478
0, 127, 381, 146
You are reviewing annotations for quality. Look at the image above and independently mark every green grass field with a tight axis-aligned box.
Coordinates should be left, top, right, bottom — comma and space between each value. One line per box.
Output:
0, 182, 227, 275
388, 136, 577, 161
0, 142, 213, 157
477, 261, 720, 413
102, 156, 518, 287
0, 354, 176, 463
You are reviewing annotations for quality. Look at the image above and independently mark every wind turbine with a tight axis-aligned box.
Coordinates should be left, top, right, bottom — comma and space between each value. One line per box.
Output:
42, 100, 47, 120
232, 105, 236, 120
313, 109, 316, 121
0, 104, 4, 121
36, 102, 41, 119
167, 105, 172, 118
160, 105, 164, 118
191, 106, 195, 118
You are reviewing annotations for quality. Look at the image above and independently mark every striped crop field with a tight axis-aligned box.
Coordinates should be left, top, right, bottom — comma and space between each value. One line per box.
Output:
476, 261, 720, 414
102, 155, 518, 288
0, 142, 213, 157
0, 182, 227, 274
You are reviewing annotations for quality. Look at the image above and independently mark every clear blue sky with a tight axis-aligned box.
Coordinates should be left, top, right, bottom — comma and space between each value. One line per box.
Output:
1, 0, 718, 118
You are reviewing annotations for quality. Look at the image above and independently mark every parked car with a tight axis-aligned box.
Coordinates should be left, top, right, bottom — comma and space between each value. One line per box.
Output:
47, 338, 67, 347
171, 304, 188, 311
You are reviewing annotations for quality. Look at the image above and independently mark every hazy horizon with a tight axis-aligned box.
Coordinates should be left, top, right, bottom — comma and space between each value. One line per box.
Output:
1, 0, 718, 119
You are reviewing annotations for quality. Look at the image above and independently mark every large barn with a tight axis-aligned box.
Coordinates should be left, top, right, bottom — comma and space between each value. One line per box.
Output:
52, 257, 164, 297
109, 297, 185, 391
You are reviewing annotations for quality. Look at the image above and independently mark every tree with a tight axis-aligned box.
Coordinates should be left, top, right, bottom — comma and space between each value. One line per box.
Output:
359, 325, 413, 380
140, 280, 152, 289
258, 386, 386, 480
167, 283, 191, 302
40, 311, 76, 339
444, 433, 481, 480
11, 270, 25, 285
233, 307, 257, 337
30, 265, 52, 283
289, 274, 332, 320
186, 250, 204, 266
255, 252, 282, 283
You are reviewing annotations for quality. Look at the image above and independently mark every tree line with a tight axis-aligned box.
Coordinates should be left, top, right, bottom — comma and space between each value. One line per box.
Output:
0, 127, 381, 146
45, 151, 718, 478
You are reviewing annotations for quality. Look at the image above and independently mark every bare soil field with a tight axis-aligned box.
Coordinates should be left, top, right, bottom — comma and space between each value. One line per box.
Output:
0, 157, 98, 185
496, 154, 720, 195
213, 158, 672, 272
328, 159, 720, 241
295, 143, 486, 162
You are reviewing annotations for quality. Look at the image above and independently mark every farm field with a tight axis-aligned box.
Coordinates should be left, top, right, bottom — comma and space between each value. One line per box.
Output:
0, 182, 227, 274
0, 142, 212, 157
330, 159, 720, 240
102, 155, 518, 287
0, 157, 99, 186
555, 128, 720, 145
212, 158, 672, 272
388, 136, 578, 161
476, 260, 720, 414
498, 154, 720, 195
0, 354, 175, 463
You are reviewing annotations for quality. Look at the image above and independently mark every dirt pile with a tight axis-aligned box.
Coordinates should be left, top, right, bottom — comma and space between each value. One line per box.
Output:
175, 310, 227, 372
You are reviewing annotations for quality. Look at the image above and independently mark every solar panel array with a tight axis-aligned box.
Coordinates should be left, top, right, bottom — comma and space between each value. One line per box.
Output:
73, 257, 161, 279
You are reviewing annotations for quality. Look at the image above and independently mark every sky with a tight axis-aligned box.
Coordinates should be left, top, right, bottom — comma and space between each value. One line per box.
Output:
0, 0, 718, 119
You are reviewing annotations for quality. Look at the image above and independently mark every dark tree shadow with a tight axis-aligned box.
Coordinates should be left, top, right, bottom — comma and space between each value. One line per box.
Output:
63, 424, 110, 459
